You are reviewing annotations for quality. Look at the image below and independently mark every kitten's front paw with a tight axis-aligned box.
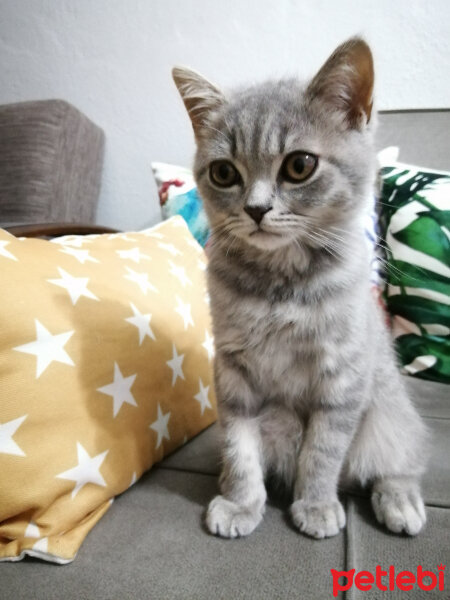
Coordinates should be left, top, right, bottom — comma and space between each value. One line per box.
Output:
206, 495, 264, 538
290, 499, 346, 539
371, 487, 426, 536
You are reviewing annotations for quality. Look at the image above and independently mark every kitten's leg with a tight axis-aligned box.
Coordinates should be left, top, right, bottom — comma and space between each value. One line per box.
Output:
290, 400, 358, 539
206, 354, 267, 538
371, 476, 426, 535
345, 377, 427, 535
258, 403, 303, 498
206, 415, 267, 538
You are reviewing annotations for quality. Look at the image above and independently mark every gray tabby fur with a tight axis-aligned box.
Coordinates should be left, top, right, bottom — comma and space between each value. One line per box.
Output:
173, 38, 427, 539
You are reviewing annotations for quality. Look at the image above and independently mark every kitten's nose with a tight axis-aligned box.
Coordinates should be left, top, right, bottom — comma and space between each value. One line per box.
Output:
244, 204, 272, 225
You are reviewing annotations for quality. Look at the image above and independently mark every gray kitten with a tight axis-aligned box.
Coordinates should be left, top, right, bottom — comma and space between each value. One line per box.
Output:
172, 38, 427, 539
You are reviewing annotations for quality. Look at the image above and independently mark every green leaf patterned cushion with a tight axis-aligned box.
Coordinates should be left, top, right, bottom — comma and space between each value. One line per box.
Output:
379, 162, 450, 384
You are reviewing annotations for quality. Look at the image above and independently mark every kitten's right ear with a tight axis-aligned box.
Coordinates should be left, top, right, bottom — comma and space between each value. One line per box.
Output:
172, 66, 225, 136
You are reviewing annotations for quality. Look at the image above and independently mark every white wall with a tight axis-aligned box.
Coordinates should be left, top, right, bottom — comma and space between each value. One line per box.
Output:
1, 0, 449, 230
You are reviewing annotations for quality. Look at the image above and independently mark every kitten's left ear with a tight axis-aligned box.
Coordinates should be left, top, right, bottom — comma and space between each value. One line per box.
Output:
306, 37, 374, 130
172, 66, 226, 137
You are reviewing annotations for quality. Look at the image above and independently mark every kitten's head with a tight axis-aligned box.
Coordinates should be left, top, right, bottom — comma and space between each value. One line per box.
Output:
172, 38, 376, 254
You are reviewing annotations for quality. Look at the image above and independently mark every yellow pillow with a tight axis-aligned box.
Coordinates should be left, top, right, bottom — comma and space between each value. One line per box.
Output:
0, 216, 216, 563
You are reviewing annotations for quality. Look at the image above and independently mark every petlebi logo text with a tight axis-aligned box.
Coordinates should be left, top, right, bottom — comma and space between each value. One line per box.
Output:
330, 564, 446, 596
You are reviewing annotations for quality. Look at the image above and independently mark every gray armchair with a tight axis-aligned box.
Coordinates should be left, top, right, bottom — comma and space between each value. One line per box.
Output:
0, 99, 116, 237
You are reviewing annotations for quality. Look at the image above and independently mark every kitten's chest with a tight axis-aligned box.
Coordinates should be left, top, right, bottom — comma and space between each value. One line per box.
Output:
213, 290, 339, 401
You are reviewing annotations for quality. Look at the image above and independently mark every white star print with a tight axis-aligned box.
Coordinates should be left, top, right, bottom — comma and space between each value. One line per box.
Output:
25, 521, 40, 538
166, 343, 185, 386
124, 267, 158, 295
171, 218, 186, 227
56, 442, 108, 499
194, 379, 212, 415
48, 268, 99, 305
51, 236, 91, 248
198, 259, 207, 271
185, 237, 201, 251
0, 240, 17, 261
168, 260, 192, 288
14, 320, 74, 378
157, 242, 181, 256
149, 404, 171, 449
97, 363, 137, 417
174, 295, 194, 330
59, 246, 99, 264
108, 233, 137, 242
141, 230, 164, 239
116, 247, 151, 264
0, 415, 27, 456
32, 538, 48, 553
204, 293, 210, 305
125, 303, 155, 345
202, 330, 215, 362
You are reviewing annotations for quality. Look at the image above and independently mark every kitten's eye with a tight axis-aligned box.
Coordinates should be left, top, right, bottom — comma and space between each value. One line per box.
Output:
209, 161, 240, 188
280, 152, 318, 183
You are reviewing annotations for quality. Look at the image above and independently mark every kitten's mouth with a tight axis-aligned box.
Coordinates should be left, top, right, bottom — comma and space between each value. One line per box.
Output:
245, 226, 293, 251
249, 227, 281, 237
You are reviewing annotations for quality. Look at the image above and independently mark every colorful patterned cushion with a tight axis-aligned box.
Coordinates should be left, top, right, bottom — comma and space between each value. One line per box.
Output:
378, 161, 450, 384
0, 217, 216, 563
152, 162, 210, 247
